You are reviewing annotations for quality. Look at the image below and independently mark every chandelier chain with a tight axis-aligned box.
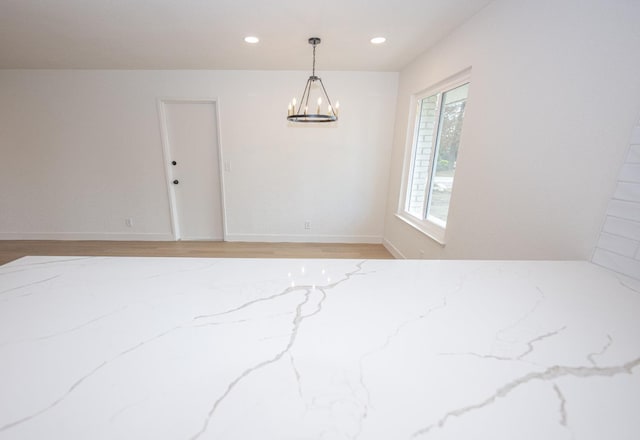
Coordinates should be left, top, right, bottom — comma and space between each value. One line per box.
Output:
312, 42, 316, 77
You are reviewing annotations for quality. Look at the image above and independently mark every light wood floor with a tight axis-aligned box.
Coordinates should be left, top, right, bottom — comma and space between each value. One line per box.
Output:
0, 240, 394, 266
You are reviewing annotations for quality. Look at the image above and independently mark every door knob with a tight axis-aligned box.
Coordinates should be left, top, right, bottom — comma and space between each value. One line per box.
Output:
171, 161, 177, 165
173, 179, 179, 184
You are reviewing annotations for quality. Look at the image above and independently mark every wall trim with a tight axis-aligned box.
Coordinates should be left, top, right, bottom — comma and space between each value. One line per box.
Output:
0, 232, 174, 241
225, 233, 383, 244
382, 238, 406, 259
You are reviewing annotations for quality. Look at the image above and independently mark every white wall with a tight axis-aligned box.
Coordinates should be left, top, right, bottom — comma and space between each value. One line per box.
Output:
593, 120, 640, 280
383, 0, 640, 260
0, 70, 398, 242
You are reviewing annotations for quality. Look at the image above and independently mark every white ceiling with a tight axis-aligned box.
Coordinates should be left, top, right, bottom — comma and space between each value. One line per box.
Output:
0, 0, 493, 71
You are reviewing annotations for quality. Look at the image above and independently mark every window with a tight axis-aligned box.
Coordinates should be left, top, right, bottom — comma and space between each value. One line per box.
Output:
399, 71, 470, 243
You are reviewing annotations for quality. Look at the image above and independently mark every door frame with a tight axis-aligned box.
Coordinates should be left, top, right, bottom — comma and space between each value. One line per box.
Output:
157, 98, 228, 241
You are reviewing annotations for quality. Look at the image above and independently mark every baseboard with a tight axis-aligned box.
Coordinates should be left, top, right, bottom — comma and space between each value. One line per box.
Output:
225, 233, 383, 244
0, 231, 385, 245
0, 232, 175, 241
382, 238, 406, 259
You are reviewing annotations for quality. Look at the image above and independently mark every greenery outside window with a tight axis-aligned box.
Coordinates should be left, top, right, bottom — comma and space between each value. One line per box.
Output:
399, 70, 470, 244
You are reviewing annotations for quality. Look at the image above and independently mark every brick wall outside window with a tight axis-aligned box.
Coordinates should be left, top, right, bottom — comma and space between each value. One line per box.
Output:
407, 97, 437, 216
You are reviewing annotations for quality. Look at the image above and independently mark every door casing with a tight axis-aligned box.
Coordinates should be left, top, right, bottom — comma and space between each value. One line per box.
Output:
157, 98, 227, 241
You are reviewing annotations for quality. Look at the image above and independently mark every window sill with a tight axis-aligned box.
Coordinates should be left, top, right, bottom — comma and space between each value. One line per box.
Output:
395, 212, 446, 246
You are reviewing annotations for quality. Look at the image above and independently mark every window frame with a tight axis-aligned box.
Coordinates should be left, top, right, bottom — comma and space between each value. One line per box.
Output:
397, 68, 471, 245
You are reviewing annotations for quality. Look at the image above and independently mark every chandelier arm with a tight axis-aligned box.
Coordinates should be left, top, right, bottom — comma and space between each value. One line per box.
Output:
317, 78, 335, 112
303, 78, 313, 114
298, 77, 312, 115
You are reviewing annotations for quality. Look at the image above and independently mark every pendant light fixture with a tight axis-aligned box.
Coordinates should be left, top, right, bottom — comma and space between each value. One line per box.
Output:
287, 38, 339, 123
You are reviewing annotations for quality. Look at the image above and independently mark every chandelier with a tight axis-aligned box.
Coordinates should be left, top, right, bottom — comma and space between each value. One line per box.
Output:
287, 37, 339, 123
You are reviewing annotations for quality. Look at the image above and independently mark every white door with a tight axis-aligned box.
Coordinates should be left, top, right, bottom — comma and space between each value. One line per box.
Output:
162, 101, 224, 240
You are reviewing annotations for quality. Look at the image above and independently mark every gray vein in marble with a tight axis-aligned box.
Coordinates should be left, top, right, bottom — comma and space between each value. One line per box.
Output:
411, 356, 640, 438
192, 311, 293, 329
20, 256, 94, 266
353, 298, 450, 440
0, 275, 60, 297
115, 326, 182, 357
352, 276, 465, 439
437, 351, 519, 363
552, 383, 567, 427
496, 286, 546, 342
193, 285, 301, 320
190, 262, 365, 440
189, 287, 317, 440
351, 380, 371, 437
0, 257, 93, 273
1, 281, 323, 433
0, 325, 182, 433
0, 306, 128, 348
440, 325, 566, 364
517, 326, 567, 360
289, 353, 305, 401
309, 394, 356, 412
352, 375, 370, 440
193, 261, 366, 321
108, 398, 149, 424
259, 333, 294, 342
439, 289, 562, 365
587, 334, 613, 367
0, 360, 108, 433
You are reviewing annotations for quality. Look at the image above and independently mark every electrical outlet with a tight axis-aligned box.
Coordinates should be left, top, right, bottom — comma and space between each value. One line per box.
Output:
304, 221, 311, 230
125, 217, 133, 227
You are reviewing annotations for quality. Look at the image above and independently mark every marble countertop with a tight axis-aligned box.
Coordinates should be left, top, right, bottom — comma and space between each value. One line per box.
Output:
0, 256, 639, 439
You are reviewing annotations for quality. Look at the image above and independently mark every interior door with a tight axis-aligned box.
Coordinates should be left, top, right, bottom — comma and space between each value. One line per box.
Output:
163, 101, 224, 240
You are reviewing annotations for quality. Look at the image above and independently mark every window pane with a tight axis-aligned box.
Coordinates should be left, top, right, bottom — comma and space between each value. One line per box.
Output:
407, 94, 438, 218
426, 83, 469, 225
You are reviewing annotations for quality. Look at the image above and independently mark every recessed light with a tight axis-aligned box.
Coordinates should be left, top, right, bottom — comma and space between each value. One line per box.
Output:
244, 36, 259, 44
370, 37, 386, 45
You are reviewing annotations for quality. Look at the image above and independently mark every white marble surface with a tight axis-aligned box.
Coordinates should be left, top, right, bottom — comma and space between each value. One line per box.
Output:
1, 256, 639, 440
